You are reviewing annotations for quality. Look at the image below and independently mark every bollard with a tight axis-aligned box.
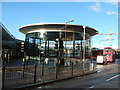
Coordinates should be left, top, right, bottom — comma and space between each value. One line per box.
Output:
22, 63, 25, 77
92, 63, 94, 71
71, 61, 73, 76
41, 61, 44, 76
55, 64, 57, 79
82, 61, 85, 73
34, 64, 37, 83
2, 66, 5, 89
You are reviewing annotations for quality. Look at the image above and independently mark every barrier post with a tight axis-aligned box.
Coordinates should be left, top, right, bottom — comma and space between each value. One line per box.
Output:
41, 61, 44, 76
22, 63, 25, 77
92, 63, 94, 71
55, 64, 57, 79
71, 61, 73, 76
34, 64, 37, 83
82, 61, 85, 73
2, 66, 5, 89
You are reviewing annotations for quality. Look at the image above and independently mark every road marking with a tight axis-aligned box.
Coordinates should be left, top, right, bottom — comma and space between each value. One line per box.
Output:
88, 86, 95, 89
38, 87, 42, 89
98, 70, 102, 73
106, 74, 120, 81
85, 86, 94, 90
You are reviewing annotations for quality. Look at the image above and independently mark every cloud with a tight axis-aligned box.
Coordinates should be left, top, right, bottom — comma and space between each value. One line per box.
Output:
106, 11, 118, 15
105, 0, 118, 8
105, 0, 119, 3
88, 2, 118, 16
89, 2, 101, 12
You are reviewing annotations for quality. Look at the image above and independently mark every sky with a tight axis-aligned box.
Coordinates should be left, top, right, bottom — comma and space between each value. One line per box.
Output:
1, 1, 119, 49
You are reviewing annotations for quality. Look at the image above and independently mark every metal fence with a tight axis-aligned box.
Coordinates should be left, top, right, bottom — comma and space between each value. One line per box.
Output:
2, 60, 96, 89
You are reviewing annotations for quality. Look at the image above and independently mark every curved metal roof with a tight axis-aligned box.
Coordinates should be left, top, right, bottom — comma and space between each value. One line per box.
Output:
19, 23, 98, 36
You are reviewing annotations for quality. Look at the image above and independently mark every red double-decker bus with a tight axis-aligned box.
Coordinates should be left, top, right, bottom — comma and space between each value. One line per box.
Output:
103, 47, 116, 63
92, 48, 103, 60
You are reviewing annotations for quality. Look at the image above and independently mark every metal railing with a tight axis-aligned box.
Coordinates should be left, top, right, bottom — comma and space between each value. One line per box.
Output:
2, 60, 96, 89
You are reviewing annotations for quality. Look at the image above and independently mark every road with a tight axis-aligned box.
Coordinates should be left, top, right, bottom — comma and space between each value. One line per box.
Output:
27, 59, 120, 89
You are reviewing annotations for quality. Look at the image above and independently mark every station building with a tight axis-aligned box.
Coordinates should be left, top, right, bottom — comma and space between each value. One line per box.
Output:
19, 23, 98, 63
1, 22, 23, 64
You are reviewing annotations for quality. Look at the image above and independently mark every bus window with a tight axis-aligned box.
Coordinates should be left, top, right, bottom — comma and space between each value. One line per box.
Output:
104, 54, 111, 56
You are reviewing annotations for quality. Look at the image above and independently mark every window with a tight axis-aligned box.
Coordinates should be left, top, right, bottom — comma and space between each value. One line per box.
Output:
104, 54, 111, 56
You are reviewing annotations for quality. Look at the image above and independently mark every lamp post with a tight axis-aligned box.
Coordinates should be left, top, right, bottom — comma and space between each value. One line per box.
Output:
65, 19, 74, 40
83, 26, 86, 61
60, 19, 74, 38
59, 19, 74, 64
82, 26, 86, 72
64, 20, 74, 58
66, 20, 74, 26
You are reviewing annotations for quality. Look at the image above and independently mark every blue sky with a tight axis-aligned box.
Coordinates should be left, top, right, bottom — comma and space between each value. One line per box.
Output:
1, 2, 118, 49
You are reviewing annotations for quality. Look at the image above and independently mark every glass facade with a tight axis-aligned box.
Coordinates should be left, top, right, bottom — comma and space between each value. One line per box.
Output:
25, 30, 92, 64
2, 46, 22, 65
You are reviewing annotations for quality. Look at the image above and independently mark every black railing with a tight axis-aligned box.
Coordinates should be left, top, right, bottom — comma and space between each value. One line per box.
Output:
2, 60, 96, 89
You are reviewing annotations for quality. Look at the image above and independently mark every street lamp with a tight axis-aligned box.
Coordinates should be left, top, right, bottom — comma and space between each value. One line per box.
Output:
59, 19, 74, 59
65, 19, 74, 40
60, 19, 74, 38
82, 25, 86, 72
83, 26, 86, 61
64, 20, 74, 58
66, 19, 74, 25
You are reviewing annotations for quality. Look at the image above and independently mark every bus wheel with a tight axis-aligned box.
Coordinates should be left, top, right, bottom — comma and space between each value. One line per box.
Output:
104, 61, 107, 65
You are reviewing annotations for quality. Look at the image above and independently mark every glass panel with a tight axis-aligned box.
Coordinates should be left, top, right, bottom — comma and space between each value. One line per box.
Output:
75, 40, 81, 58
85, 38, 91, 59
64, 40, 73, 58
49, 40, 57, 57
25, 30, 92, 65
64, 32, 83, 59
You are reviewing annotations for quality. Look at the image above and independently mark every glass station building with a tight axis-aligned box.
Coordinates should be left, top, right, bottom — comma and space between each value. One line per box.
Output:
19, 23, 98, 63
